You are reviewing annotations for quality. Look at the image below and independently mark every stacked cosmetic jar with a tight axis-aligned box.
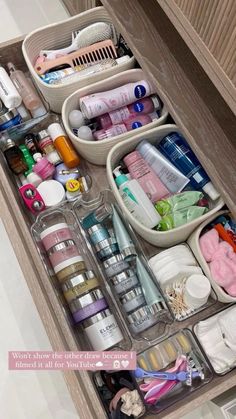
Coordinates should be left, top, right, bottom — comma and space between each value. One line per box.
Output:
39, 213, 123, 350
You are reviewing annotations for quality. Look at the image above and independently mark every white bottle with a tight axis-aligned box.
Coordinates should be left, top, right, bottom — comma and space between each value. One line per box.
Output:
0, 66, 22, 109
113, 166, 161, 229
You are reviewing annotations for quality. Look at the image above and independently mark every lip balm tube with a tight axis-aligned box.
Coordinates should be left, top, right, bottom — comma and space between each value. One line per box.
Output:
62, 271, 100, 303
80, 80, 154, 119
102, 254, 130, 278
111, 269, 139, 294
82, 309, 123, 350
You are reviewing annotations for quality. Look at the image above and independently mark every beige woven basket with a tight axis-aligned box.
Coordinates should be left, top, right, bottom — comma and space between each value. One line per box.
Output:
22, 6, 135, 113
106, 124, 224, 247
62, 69, 168, 165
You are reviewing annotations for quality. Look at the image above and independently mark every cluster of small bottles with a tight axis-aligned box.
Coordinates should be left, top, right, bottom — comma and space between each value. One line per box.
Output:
113, 132, 221, 231
81, 202, 168, 335
3, 122, 91, 214
68, 80, 162, 141
38, 211, 123, 351
0, 63, 46, 131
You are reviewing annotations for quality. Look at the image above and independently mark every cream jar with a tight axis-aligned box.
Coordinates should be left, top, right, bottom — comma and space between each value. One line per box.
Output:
62, 270, 100, 303
111, 269, 139, 294
127, 306, 157, 334
48, 239, 81, 270
120, 287, 145, 313
70, 289, 108, 323
103, 254, 129, 278
40, 222, 73, 251
56, 260, 87, 283
82, 309, 123, 350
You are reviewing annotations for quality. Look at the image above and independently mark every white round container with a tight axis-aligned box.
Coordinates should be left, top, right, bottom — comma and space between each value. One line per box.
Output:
62, 69, 168, 165
107, 124, 224, 247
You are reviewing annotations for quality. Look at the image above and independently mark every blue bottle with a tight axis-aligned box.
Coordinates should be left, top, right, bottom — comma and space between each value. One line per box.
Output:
156, 132, 220, 200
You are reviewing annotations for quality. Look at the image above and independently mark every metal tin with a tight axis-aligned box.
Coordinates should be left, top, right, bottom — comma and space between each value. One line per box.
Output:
72, 298, 108, 323
97, 243, 119, 261
57, 260, 87, 282
127, 305, 157, 333
95, 237, 117, 252
88, 223, 110, 245
120, 287, 145, 313
82, 308, 112, 328
69, 288, 104, 313
111, 269, 139, 294
62, 270, 97, 291
0, 108, 19, 124
48, 239, 75, 255
103, 254, 130, 277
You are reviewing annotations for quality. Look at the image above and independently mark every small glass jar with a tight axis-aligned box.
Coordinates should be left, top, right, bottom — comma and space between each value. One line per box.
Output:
120, 287, 145, 313
111, 269, 139, 294
62, 270, 100, 303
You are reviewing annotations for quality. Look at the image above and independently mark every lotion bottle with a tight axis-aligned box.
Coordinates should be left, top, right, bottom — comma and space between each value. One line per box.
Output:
113, 166, 161, 229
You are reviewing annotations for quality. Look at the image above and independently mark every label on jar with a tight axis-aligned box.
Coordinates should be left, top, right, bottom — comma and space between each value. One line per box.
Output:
84, 315, 123, 350
105, 260, 130, 278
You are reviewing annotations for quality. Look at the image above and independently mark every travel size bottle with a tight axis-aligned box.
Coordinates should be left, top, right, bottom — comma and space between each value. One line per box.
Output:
3, 139, 28, 175
113, 166, 161, 229
8, 63, 46, 118
47, 123, 80, 169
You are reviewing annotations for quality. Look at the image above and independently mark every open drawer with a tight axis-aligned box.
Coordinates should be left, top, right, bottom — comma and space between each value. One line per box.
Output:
1, 13, 236, 419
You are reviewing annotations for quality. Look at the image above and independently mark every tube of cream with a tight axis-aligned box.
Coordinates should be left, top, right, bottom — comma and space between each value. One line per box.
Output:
155, 191, 203, 216
136, 256, 166, 310
112, 205, 137, 261
136, 140, 189, 193
157, 206, 208, 231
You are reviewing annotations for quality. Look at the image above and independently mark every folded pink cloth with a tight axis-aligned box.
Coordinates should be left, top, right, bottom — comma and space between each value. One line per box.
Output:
200, 229, 219, 262
200, 228, 236, 296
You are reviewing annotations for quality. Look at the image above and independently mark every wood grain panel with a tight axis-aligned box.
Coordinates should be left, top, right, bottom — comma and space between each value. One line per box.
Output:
101, 0, 236, 217
61, 0, 101, 15
161, 0, 236, 113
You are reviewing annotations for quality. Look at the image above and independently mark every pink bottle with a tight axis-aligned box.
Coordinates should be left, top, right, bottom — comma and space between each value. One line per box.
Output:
33, 152, 55, 180
93, 113, 158, 141
123, 151, 170, 203
96, 95, 161, 129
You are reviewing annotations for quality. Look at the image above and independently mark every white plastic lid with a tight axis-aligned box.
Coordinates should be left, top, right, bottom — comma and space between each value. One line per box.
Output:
149, 111, 159, 121
202, 182, 220, 201
151, 95, 161, 110
31, 105, 46, 118
184, 274, 211, 308
136, 140, 153, 157
47, 123, 66, 142
116, 56, 130, 65
33, 152, 42, 162
47, 150, 61, 165
40, 223, 69, 240
37, 180, 65, 207
27, 172, 42, 187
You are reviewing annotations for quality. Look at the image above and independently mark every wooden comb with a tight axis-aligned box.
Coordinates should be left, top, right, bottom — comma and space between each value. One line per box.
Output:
36, 40, 117, 75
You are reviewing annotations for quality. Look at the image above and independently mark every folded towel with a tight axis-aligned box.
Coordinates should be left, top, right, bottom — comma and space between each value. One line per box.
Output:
200, 229, 219, 262
219, 307, 236, 352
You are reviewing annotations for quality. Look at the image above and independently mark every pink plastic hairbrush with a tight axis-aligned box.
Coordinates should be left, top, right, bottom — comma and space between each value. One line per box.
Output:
35, 40, 117, 75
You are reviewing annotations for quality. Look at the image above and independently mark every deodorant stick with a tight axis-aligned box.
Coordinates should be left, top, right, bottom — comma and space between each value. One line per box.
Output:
80, 80, 154, 119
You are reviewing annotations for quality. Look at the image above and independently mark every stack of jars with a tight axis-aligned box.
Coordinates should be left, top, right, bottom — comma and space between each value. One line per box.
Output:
86, 218, 159, 335
39, 212, 123, 350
